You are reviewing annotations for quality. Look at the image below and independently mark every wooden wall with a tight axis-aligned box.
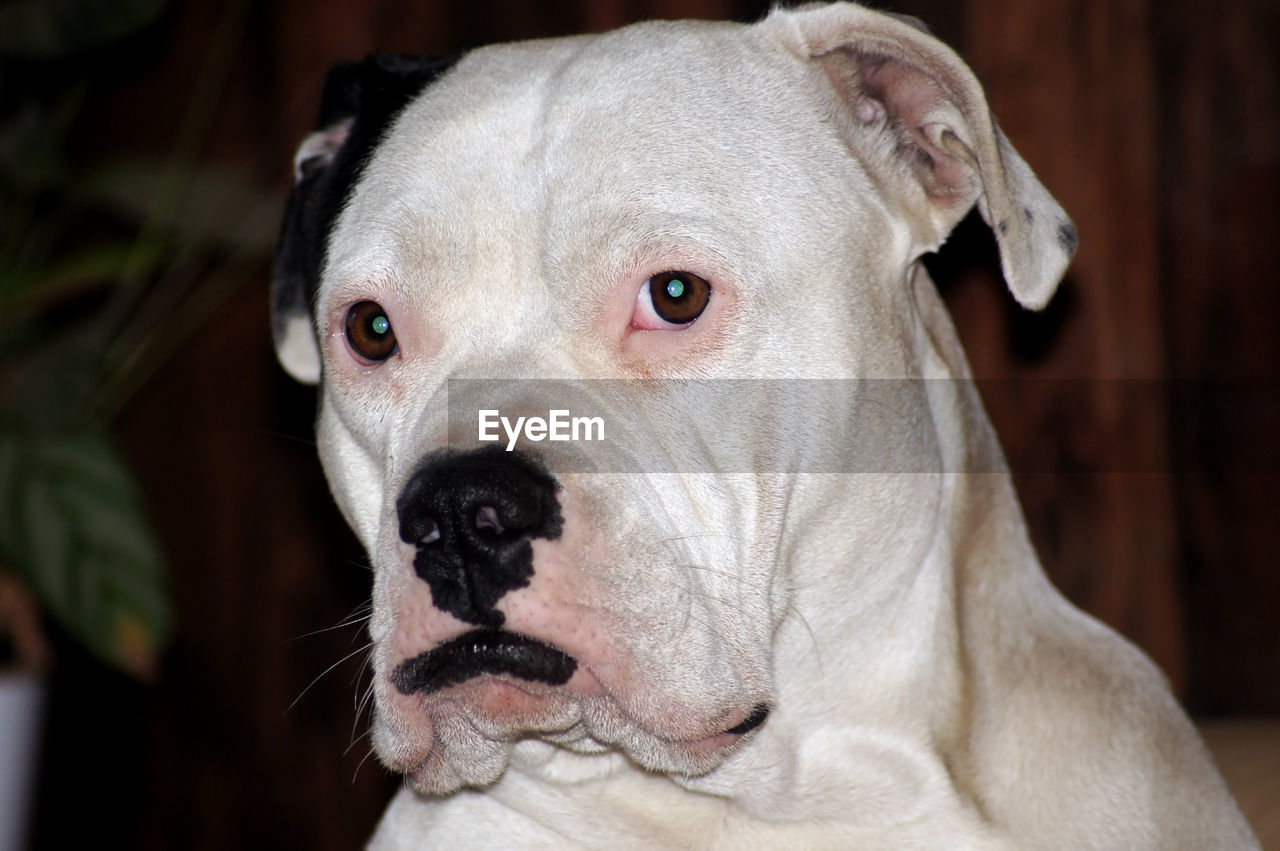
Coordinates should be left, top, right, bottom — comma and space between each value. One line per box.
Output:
23, 1, 1278, 847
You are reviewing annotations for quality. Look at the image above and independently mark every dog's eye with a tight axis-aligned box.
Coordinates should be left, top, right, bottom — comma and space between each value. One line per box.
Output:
635, 271, 711, 328
345, 300, 398, 362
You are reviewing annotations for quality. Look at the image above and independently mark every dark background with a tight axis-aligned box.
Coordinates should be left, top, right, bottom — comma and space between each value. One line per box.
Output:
13, 0, 1277, 847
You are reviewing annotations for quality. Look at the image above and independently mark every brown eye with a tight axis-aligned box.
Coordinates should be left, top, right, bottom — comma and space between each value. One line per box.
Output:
345, 301, 398, 362
648, 271, 710, 325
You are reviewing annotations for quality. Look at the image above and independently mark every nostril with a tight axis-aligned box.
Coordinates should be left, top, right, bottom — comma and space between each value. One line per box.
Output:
412, 516, 442, 545
474, 505, 505, 535
396, 447, 564, 627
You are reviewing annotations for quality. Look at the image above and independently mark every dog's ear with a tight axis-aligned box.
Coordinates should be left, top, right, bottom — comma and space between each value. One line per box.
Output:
272, 54, 459, 383
768, 3, 1075, 310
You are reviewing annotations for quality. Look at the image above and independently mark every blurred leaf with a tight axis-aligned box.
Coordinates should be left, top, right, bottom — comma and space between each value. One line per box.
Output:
87, 160, 283, 257
0, 0, 166, 59
0, 100, 73, 196
0, 422, 170, 677
1, 320, 109, 423
0, 240, 166, 323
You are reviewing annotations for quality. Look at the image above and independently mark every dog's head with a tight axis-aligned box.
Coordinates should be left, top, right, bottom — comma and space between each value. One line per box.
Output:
272, 3, 1073, 797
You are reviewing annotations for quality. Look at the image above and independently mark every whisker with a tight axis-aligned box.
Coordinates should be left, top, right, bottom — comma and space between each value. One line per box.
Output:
352, 742, 382, 785
345, 726, 373, 758
288, 606, 372, 642
290, 611, 371, 637
785, 598, 825, 676
265, 429, 318, 449
351, 668, 377, 745
658, 530, 727, 546
287, 641, 373, 715
678, 562, 772, 592
356, 676, 376, 717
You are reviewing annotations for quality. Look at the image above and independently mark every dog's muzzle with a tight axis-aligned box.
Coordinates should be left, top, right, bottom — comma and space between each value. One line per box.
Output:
396, 447, 564, 628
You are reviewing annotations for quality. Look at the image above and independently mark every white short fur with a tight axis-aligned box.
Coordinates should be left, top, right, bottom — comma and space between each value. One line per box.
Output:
275, 4, 1257, 848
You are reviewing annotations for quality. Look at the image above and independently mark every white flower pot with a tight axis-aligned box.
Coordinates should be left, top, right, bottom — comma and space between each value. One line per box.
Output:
0, 671, 44, 851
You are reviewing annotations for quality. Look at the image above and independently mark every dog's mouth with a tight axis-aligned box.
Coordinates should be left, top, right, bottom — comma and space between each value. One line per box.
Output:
380, 627, 773, 793
391, 628, 578, 696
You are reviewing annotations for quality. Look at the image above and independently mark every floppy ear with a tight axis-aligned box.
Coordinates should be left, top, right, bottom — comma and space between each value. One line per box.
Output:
767, 2, 1075, 310
272, 53, 459, 383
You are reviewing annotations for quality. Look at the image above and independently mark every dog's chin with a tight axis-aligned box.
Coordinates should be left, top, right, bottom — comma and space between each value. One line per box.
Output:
373, 672, 759, 795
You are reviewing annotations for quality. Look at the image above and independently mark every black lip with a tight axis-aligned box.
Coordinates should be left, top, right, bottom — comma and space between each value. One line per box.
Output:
391, 629, 578, 696
725, 703, 770, 735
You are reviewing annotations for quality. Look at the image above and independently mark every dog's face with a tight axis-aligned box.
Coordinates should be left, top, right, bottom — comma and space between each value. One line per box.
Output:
273, 4, 1073, 796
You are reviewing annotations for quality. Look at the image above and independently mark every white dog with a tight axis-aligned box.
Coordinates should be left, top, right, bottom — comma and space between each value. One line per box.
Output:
272, 3, 1257, 847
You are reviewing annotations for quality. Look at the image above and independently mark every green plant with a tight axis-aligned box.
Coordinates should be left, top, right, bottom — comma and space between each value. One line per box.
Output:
0, 0, 274, 677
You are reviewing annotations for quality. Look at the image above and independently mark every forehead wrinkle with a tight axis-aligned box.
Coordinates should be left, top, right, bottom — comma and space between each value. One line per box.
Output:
525, 28, 772, 318
528, 26, 863, 263
334, 133, 550, 333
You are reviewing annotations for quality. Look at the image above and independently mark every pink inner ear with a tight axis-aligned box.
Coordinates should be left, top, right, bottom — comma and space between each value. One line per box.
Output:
292, 118, 353, 182
856, 53, 944, 124
852, 51, 977, 203
855, 97, 887, 125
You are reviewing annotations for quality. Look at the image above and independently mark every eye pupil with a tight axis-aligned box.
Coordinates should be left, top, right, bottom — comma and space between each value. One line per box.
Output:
649, 271, 710, 325
345, 300, 398, 362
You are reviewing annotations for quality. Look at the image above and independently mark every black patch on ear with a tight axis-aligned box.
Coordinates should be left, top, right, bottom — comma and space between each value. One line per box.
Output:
272, 52, 461, 342
1057, 221, 1079, 256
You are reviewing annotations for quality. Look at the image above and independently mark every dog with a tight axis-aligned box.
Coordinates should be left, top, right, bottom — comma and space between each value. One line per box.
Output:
271, 3, 1257, 847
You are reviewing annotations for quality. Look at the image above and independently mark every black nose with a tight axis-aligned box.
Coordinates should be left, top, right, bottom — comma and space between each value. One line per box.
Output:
397, 447, 563, 628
